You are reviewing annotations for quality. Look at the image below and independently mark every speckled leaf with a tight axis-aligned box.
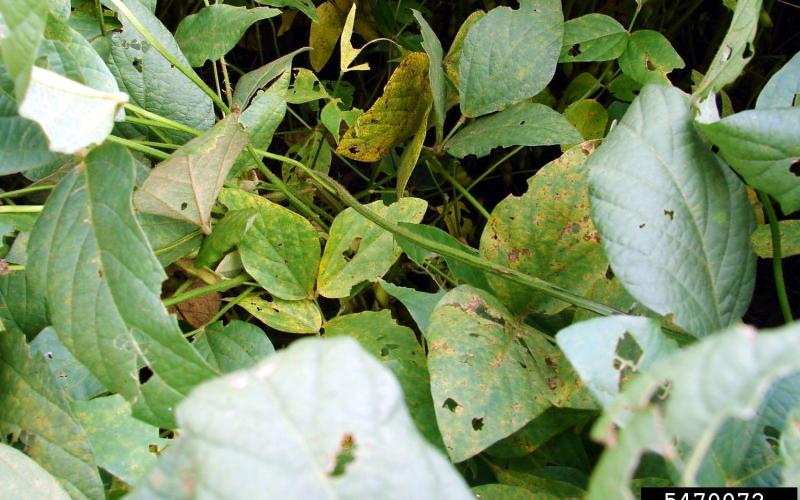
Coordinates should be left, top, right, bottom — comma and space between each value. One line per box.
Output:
472, 484, 537, 500
459, 1, 563, 117
175, 5, 280, 67
336, 52, 432, 162
412, 10, 445, 142
443, 10, 484, 92
27, 143, 216, 429
317, 197, 427, 298
309, 2, 346, 72
72, 395, 169, 485
480, 143, 607, 316
618, 30, 684, 86
378, 279, 446, 337
192, 320, 275, 373
587, 85, 756, 337
219, 188, 320, 300
195, 209, 257, 268
427, 285, 560, 462
0, 326, 103, 500
693, 0, 761, 99
752, 220, 800, 258
30, 327, 106, 401
782, 407, 800, 486
324, 310, 444, 450
756, 50, 800, 109
239, 294, 322, 334
559, 13, 627, 63
130, 338, 472, 499
134, 115, 249, 234
695, 107, 800, 214
445, 101, 581, 158
0, 271, 47, 339
0, 443, 70, 500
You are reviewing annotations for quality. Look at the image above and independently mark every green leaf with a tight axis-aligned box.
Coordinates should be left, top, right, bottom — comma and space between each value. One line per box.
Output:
238, 294, 322, 334
781, 407, 800, 486
233, 47, 308, 107
219, 188, 321, 300
18, 67, 128, 154
104, 0, 215, 136
472, 484, 537, 499
195, 209, 257, 268
587, 85, 756, 336
192, 320, 275, 373
336, 52, 432, 162
27, 143, 216, 428
130, 337, 472, 499
0, 326, 103, 499
443, 10, 485, 92
378, 279, 445, 336
71, 395, 169, 485
559, 13, 628, 63
324, 310, 445, 450
232, 77, 288, 176
618, 30, 684, 86
0, 271, 47, 339
693, 0, 761, 99
757, 50, 800, 109
0, 0, 48, 99
752, 220, 800, 258
587, 321, 800, 498
317, 197, 427, 298
563, 99, 608, 145
556, 316, 678, 409
459, 0, 563, 117
412, 10, 446, 142
254, 0, 318, 23
695, 107, 800, 214
175, 5, 280, 67
30, 327, 106, 401
480, 143, 607, 315
486, 408, 594, 459
0, 443, 70, 500
396, 104, 430, 196
139, 213, 203, 267
445, 101, 581, 159
134, 115, 249, 234
427, 285, 560, 462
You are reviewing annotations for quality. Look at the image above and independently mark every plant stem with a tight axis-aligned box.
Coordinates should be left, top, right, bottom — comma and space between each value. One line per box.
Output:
759, 192, 793, 323
0, 185, 54, 200
107, 135, 171, 160
163, 274, 249, 308
428, 159, 491, 220
125, 103, 203, 136
0, 205, 43, 214
220, 56, 234, 108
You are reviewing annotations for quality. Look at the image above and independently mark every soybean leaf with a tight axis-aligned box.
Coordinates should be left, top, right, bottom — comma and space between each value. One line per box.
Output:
18, 67, 128, 154
219, 188, 321, 300
339, 3, 368, 73
317, 197, 427, 298
0, 0, 48, 98
782, 407, 800, 486
563, 99, 608, 146
175, 5, 281, 67
195, 209, 257, 269
239, 294, 322, 334
472, 484, 537, 500
618, 30, 684, 86
412, 10, 446, 142
588, 322, 800, 498
27, 143, 216, 428
192, 320, 275, 373
139, 213, 203, 267
443, 10, 485, 92
255, 0, 318, 23
0, 271, 47, 339
134, 115, 249, 234
693, 0, 761, 99
309, 1, 346, 72
0, 326, 103, 499
104, 0, 215, 136
396, 104, 430, 196
131, 337, 472, 499
696, 107, 800, 214
0, 443, 70, 500
30, 327, 106, 401
72, 395, 169, 485
587, 85, 756, 336
337, 52, 432, 162
445, 101, 581, 159
486, 408, 594, 459
324, 310, 444, 450
757, 50, 800, 109
480, 144, 607, 316
752, 220, 800, 258
233, 47, 308, 107
459, 0, 563, 117
559, 13, 628, 63
378, 279, 446, 337
427, 285, 562, 462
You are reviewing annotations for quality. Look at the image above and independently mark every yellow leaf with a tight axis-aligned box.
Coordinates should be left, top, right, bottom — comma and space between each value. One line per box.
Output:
309, 2, 346, 72
340, 3, 369, 73
336, 52, 432, 162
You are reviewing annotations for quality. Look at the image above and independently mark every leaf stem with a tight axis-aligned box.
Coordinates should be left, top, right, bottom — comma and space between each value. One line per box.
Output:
163, 274, 250, 308
107, 135, 171, 160
124, 103, 203, 136
0, 205, 43, 214
427, 159, 491, 220
0, 185, 54, 200
759, 192, 793, 323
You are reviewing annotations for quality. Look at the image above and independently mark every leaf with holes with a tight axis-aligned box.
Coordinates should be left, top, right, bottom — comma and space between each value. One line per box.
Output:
587, 85, 756, 337
559, 13, 628, 63
30, 327, 106, 401
317, 197, 427, 298
618, 30, 684, 86
238, 294, 322, 334
131, 337, 472, 499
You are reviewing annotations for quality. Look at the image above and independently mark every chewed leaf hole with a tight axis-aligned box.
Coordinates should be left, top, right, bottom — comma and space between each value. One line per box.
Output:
743, 42, 754, 59
138, 367, 153, 384
342, 237, 362, 262
614, 332, 644, 390
790, 159, 800, 177
180, 202, 188, 211
472, 417, 484, 431
380, 344, 400, 357
568, 44, 581, 57
329, 433, 357, 477
443, 398, 461, 413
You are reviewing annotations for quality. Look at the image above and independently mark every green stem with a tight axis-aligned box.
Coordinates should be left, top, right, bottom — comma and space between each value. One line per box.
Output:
0, 185, 54, 200
220, 56, 234, 108
440, 115, 466, 150
125, 103, 203, 136
759, 192, 793, 323
428, 159, 491, 220
0, 205, 43, 214
163, 274, 249, 308
107, 135, 170, 160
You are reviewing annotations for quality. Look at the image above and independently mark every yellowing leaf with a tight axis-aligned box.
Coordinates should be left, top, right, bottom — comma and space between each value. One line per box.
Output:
339, 2, 369, 73
336, 52, 432, 162
309, 2, 346, 72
